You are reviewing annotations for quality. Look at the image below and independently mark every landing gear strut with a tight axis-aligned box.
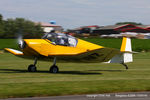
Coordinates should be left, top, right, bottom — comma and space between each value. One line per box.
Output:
49, 57, 59, 73
28, 57, 37, 72
27, 57, 59, 73
121, 63, 128, 70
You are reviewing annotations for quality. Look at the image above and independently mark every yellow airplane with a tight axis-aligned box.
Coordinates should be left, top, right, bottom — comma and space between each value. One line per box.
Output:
5, 33, 133, 73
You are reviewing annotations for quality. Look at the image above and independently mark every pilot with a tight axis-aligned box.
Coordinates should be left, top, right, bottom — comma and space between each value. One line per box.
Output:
56, 36, 65, 45
47, 30, 57, 44
50, 30, 55, 33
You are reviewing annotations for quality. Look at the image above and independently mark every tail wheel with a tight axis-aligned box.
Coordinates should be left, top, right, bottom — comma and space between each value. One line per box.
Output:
28, 64, 37, 72
49, 65, 59, 73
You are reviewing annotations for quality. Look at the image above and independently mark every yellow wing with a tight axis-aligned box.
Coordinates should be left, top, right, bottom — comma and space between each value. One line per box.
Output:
5, 48, 23, 55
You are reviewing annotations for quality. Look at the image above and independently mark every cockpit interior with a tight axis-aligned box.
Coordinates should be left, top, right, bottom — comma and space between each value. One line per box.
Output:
42, 33, 78, 47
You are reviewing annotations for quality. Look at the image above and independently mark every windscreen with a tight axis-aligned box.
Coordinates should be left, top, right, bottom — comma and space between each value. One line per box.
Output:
42, 33, 78, 47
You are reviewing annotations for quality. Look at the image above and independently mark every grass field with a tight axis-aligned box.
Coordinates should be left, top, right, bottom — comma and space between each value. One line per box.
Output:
0, 52, 150, 98
82, 38, 150, 52
0, 39, 18, 50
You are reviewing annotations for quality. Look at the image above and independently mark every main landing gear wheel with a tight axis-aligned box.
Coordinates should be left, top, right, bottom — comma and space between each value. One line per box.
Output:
28, 64, 37, 72
49, 65, 59, 73
28, 57, 38, 72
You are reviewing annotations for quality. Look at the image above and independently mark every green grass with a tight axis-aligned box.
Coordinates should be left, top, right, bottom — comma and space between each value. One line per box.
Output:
0, 39, 18, 50
82, 38, 150, 52
0, 52, 150, 98
1, 38, 150, 51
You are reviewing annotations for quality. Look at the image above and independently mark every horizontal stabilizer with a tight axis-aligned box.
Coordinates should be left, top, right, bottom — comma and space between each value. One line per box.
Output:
121, 51, 138, 54
5, 48, 23, 55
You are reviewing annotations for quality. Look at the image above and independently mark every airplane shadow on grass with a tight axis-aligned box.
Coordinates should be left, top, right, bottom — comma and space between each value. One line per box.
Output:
87, 70, 125, 72
0, 69, 102, 75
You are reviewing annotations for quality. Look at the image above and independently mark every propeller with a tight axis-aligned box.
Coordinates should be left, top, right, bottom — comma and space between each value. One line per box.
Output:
17, 34, 26, 49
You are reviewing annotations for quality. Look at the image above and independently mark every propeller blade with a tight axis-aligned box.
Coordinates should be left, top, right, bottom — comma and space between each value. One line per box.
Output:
17, 34, 26, 49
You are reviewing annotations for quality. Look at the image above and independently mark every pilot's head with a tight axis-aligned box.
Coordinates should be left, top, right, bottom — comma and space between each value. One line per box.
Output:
50, 30, 55, 33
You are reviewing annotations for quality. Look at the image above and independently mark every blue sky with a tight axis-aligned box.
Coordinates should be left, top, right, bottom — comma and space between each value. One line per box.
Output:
0, 0, 150, 29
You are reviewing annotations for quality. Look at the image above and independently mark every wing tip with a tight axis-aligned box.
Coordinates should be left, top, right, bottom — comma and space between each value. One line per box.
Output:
5, 48, 23, 55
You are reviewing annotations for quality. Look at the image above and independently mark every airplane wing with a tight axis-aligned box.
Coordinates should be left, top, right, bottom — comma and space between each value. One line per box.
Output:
72, 47, 120, 62
48, 47, 121, 63
5, 48, 24, 55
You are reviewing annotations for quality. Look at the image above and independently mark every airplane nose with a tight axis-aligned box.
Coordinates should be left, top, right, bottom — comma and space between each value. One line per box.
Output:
18, 40, 26, 49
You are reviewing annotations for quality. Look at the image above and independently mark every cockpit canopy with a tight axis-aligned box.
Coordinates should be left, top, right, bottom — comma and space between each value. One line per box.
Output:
42, 33, 78, 47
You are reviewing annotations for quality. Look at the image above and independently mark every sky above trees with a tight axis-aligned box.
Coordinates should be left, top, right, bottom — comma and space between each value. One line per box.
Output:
0, 0, 150, 29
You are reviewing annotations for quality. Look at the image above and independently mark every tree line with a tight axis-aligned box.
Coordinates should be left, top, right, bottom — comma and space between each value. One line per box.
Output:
115, 22, 143, 25
0, 14, 44, 38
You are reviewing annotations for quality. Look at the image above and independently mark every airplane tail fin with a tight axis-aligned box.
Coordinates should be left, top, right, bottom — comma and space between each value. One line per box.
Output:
120, 37, 133, 63
120, 37, 132, 53
108, 37, 133, 64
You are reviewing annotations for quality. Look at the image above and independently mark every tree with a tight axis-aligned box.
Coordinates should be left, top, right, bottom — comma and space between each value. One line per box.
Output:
3, 18, 17, 38
0, 14, 3, 23
115, 22, 143, 25
3, 18, 44, 38
0, 14, 5, 37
